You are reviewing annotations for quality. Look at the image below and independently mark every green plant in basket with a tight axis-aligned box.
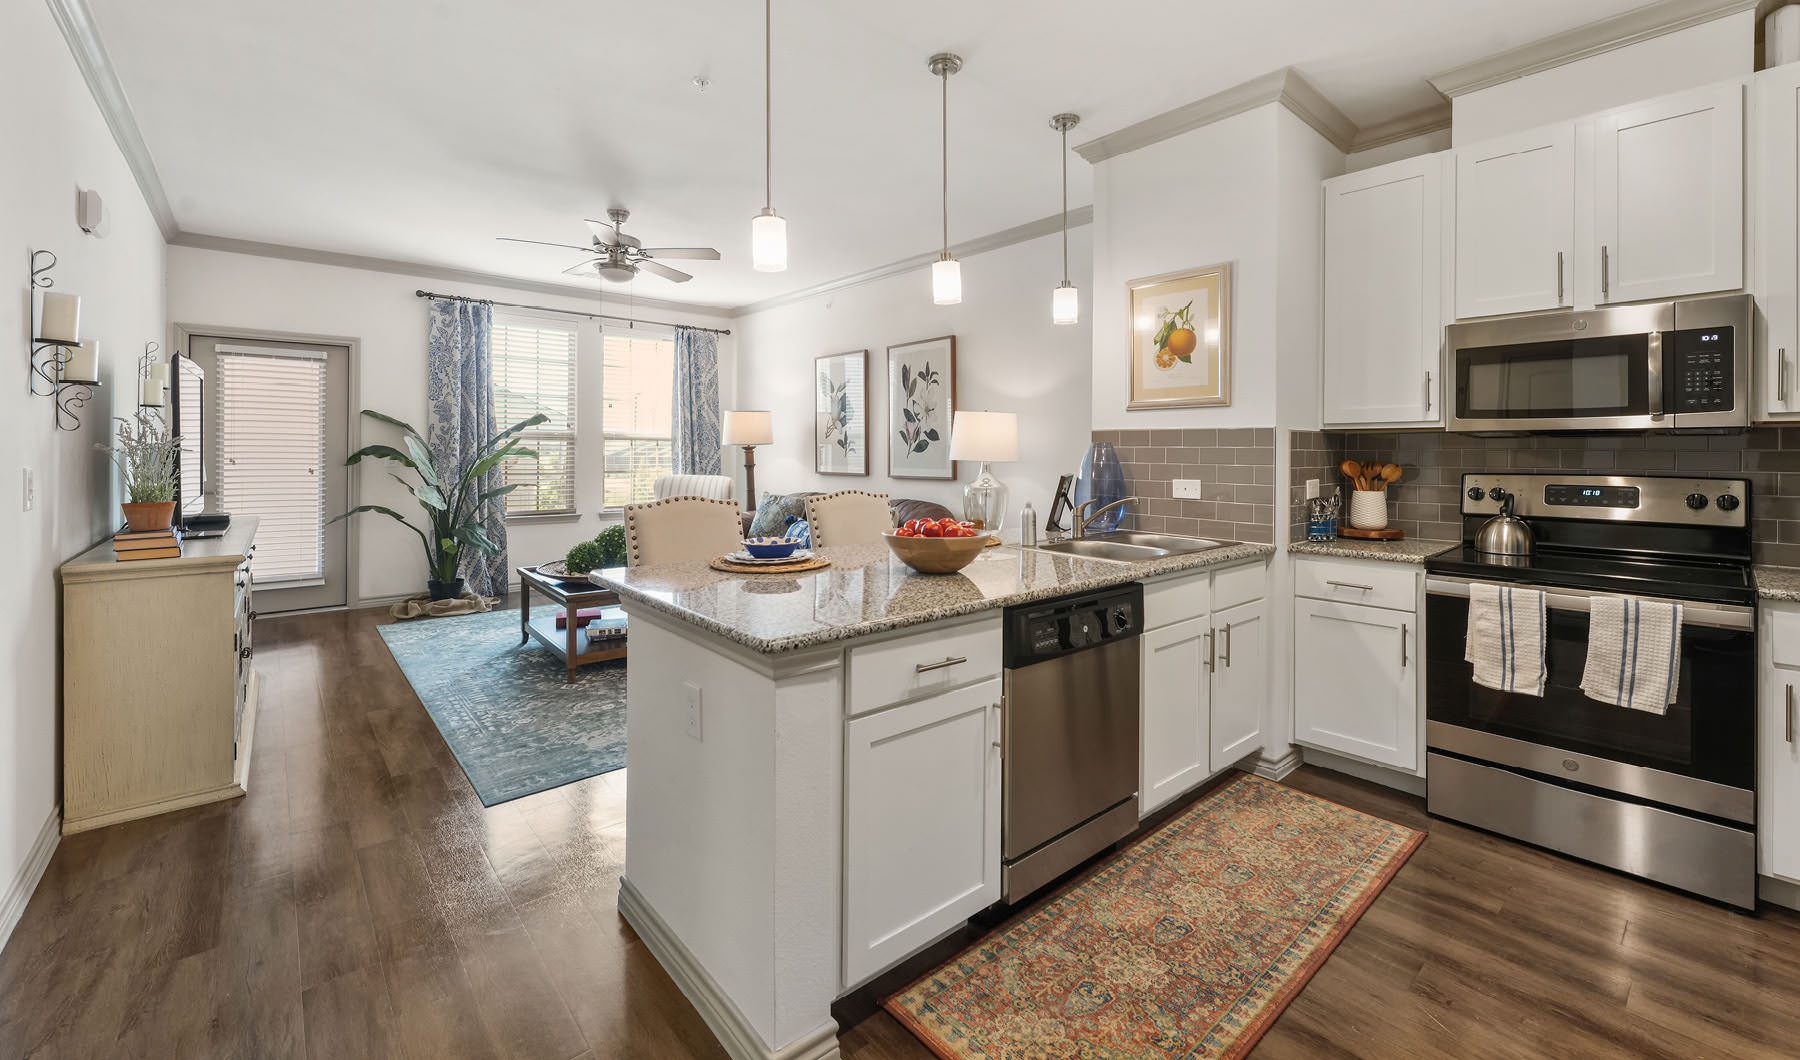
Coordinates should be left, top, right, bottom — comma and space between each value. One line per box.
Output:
566, 524, 628, 575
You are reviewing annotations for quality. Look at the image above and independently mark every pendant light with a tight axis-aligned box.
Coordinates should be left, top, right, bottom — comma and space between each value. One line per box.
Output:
1050, 113, 1081, 326
928, 53, 963, 305
751, 0, 787, 272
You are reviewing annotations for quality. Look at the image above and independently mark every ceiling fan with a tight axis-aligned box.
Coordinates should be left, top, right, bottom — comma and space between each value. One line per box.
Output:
499, 208, 721, 284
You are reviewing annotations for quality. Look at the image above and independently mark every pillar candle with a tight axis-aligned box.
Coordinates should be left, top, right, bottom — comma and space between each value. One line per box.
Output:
139, 377, 164, 407
148, 363, 169, 388
36, 291, 80, 343
63, 342, 99, 383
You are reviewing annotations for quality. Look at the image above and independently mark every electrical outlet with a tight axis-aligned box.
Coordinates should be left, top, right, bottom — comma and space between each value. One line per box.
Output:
684, 681, 703, 740
1172, 479, 1203, 500
1305, 478, 1320, 500
22, 467, 34, 512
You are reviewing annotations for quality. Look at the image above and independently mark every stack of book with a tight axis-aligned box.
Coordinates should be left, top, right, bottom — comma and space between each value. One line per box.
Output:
114, 527, 182, 561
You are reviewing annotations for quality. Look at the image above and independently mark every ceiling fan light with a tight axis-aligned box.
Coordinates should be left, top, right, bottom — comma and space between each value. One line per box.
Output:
933, 257, 962, 306
596, 263, 637, 283
1052, 281, 1080, 326
752, 209, 787, 272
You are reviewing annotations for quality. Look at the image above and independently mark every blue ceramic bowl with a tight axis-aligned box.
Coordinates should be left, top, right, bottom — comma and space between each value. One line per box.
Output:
742, 537, 802, 560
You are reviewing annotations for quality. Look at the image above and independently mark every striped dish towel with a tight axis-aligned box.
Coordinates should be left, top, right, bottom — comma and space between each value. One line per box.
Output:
1581, 596, 1683, 715
1464, 582, 1547, 697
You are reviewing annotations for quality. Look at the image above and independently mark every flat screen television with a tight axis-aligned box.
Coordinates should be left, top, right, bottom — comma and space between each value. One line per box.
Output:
169, 351, 205, 526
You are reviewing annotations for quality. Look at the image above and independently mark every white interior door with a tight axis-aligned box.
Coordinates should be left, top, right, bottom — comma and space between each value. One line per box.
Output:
1454, 124, 1576, 318
191, 335, 350, 613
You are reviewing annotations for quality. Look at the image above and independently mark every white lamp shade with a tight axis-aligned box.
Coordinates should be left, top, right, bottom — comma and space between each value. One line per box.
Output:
1052, 282, 1080, 326
752, 211, 788, 272
723, 410, 774, 446
948, 410, 1018, 462
932, 258, 962, 305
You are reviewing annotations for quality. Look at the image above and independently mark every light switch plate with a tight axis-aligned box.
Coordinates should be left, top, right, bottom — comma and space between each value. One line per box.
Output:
1172, 479, 1203, 500
684, 681, 703, 740
1305, 478, 1320, 500
22, 467, 34, 512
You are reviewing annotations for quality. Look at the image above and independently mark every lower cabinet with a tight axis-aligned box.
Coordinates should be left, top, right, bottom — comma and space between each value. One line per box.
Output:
1141, 617, 1214, 813
1211, 598, 1267, 770
842, 677, 1002, 988
1293, 596, 1419, 772
1759, 603, 1800, 884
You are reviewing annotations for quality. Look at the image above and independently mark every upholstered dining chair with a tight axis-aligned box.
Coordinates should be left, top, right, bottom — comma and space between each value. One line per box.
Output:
652, 474, 735, 502
623, 496, 743, 567
805, 490, 893, 547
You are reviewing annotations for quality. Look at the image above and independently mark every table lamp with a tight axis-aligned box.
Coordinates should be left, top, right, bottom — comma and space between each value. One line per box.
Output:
949, 410, 1018, 532
723, 410, 774, 509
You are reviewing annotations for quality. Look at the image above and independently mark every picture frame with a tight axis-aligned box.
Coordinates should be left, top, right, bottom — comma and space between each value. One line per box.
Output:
1127, 262, 1232, 410
886, 335, 957, 480
814, 350, 869, 476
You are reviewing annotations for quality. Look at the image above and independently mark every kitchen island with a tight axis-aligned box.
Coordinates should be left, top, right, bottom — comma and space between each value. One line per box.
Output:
598, 539, 1274, 1060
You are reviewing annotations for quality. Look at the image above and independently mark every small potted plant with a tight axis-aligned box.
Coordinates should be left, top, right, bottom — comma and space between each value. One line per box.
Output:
565, 524, 628, 580
97, 412, 180, 532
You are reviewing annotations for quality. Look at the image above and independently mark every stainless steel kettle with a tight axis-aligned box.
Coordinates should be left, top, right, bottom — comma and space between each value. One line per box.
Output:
1476, 492, 1534, 556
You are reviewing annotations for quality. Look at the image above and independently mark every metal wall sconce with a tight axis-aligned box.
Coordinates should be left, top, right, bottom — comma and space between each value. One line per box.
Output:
28, 250, 102, 431
138, 342, 167, 409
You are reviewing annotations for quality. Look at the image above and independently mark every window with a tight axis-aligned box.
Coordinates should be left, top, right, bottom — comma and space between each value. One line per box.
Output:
492, 314, 578, 516
601, 331, 675, 508
214, 348, 327, 583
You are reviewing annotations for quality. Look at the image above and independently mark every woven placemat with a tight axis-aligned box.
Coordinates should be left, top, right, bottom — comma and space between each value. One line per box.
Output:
709, 555, 832, 575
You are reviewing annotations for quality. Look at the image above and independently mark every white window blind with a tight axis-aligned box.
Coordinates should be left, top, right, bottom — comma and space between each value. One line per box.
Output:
214, 348, 327, 584
602, 332, 675, 509
492, 315, 578, 516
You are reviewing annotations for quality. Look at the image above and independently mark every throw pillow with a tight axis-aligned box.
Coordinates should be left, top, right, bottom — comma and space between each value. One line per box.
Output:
748, 493, 808, 539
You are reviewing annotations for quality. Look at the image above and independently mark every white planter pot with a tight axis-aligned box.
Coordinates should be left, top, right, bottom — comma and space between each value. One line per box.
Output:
1349, 490, 1389, 530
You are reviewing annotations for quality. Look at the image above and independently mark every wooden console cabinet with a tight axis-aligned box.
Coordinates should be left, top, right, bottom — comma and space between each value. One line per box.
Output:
58, 518, 261, 834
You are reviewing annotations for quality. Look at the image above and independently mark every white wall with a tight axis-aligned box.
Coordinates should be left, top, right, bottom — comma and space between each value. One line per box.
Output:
731, 229, 1093, 522
165, 246, 734, 603
1452, 11, 1754, 145
1, 0, 169, 942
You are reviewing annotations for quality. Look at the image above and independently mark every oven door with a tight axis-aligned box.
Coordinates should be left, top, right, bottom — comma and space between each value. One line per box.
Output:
1424, 576, 1755, 822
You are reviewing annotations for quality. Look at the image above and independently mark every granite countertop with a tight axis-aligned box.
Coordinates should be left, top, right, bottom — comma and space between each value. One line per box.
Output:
597, 541, 1275, 654
1288, 538, 1459, 565
1755, 565, 1800, 602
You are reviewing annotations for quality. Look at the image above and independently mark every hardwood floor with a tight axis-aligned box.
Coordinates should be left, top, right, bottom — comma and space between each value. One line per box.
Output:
2, 604, 1798, 1059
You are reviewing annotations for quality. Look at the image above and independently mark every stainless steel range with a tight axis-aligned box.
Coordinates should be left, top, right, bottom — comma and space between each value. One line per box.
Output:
1424, 473, 1757, 908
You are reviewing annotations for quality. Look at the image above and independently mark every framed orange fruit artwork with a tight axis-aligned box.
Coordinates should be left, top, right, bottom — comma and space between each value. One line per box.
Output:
1127, 262, 1232, 410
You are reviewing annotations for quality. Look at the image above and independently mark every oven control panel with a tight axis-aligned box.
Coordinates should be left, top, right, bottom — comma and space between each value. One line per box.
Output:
1461, 474, 1748, 528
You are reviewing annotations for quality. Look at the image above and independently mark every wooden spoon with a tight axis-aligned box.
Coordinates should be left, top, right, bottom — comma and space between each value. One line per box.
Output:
1339, 459, 1362, 487
1379, 463, 1403, 490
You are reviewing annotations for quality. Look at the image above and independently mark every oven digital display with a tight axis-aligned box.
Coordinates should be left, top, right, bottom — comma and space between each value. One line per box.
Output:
1544, 484, 1641, 508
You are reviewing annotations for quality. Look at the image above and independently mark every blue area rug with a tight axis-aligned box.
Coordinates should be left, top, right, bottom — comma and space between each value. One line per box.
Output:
377, 608, 626, 806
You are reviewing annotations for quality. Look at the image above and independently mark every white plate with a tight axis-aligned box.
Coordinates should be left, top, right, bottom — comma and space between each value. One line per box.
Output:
724, 549, 813, 565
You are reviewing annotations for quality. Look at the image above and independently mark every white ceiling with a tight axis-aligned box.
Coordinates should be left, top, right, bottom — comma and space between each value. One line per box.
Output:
89, 0, 1650, 309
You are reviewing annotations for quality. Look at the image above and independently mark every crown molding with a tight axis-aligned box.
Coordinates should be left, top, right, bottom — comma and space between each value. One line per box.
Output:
169, 232, 735, 318
44, 0, 178, 240
1428, 0, 1756, 98
1276, 69, 1361, 155
733, 205, 1093, 317
1347, 102, 1453, 153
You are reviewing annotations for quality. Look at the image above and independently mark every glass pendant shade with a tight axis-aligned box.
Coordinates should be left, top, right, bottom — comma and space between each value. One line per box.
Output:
1052, 281, 1079, 326
752, 210, 787, 272
933, 258, 962, 305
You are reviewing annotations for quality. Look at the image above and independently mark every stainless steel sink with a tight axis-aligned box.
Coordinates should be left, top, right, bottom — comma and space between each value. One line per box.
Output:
1034, 531, 1232, 562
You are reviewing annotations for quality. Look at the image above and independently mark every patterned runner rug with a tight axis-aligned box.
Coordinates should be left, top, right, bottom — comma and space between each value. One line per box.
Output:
886, 773, 1423, 1059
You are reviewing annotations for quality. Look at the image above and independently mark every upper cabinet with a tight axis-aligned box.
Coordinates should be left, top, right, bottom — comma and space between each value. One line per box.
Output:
1593, 82, 1743, 306
1454, 125, 1576, 318
1321, 154, 1448, 428
1755, 65, 1800, 421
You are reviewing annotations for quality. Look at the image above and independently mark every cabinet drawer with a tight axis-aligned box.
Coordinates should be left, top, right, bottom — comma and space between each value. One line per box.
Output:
1144, 572, 1212, 631
848, 616, 1002, 715
1768, 606, 1800, 669
1211, 561, 1266, 611
1295, 557, 1418, 612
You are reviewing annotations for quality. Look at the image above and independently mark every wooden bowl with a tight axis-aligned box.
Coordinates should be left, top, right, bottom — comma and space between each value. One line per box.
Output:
881, 530, 992, 574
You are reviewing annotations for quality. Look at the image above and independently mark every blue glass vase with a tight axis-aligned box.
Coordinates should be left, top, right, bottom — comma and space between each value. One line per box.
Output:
1072, 442, 1127, 533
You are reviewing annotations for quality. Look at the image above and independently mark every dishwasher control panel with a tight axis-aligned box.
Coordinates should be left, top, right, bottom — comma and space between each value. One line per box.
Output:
1004, 582, 1143, 668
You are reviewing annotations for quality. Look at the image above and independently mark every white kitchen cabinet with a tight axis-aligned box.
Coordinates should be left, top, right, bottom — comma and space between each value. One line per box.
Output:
1754, 65, 1800, 421
843, 677, 1001, 987
1321, 154, 1446, 427
1209, 598, 1267, 771
1141, 616, 1213, 815
1593, 81, 1743, 306
1293, 596, 1418, 772
1454, 124, 1575, 319
1759, 604, 1800, 884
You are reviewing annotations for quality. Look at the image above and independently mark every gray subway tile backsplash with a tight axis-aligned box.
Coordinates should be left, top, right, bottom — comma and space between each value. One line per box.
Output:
1095, 428, 1277, 544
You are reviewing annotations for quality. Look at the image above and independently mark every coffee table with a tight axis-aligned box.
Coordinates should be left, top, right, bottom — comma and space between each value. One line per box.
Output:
517, 564, 628, 682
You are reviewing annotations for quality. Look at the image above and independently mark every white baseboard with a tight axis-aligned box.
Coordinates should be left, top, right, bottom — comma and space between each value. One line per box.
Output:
618, 877, 841, 1060
1761, 874, 1800, 912
1301, 748, 1429, 797
0, 807, 60, 954
1252, 747, 1302, 782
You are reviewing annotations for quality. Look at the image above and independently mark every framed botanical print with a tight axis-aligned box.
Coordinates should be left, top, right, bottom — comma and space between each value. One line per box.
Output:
1127, 262, 1232, 409
815, 350, 868, 476
886, 335, 956, 480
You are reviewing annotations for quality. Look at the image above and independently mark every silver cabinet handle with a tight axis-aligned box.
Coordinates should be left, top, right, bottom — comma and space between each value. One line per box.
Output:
1556, 250, 1565, 304
992, 702, 1004, 752
915, 656, 967, 674
1221, 623, 1233, 668
1400, 622, 1409, 668
1788, 685, 1795, 745
1326, 580, 1375, 592
1782, 349, 1791, 404
1204, 628, 1216, 673
1423, 370, 1433, 413
1600, 244, 1610, 300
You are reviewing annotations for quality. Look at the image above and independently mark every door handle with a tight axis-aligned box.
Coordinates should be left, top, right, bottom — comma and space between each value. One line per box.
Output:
1204, 628, 1216, 673
1600, 244, 1610, 300
915, 656, 967, 674
1400, 622, 1409, 669
1221, 623, 1233, 669
1556, 250, 1565, 304
1423, 370, 1433, 413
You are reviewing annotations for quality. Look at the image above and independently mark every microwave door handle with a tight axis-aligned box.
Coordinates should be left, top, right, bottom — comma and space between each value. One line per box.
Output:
1647, 331, 1665, 422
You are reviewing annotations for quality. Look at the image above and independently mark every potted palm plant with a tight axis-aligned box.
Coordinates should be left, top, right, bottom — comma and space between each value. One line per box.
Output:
329, 409, 547, 600
97, 412, 181, 532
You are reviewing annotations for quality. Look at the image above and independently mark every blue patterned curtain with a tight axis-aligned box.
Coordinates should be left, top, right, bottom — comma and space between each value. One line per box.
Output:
671, 326, 723, 476
426, 298, 507, 598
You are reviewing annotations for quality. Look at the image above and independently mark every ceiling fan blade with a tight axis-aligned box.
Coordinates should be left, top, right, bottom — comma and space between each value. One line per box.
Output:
499, 237, 596, 253
641, 248, 721, 261
561, 260, 602, 276
583, 218, 620, 243
636, 259, 693, 284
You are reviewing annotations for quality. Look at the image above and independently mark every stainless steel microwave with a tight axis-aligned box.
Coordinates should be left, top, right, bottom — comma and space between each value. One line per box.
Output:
1446, 293, 1751, 433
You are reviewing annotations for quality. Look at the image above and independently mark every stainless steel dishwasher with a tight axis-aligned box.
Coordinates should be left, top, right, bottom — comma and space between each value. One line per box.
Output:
1000, 582, 1142, 902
